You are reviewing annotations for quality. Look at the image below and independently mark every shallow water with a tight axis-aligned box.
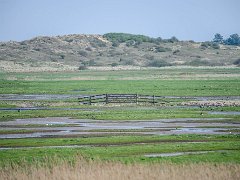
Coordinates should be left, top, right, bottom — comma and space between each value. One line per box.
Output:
144, 150, 228, 157
1, 94, 240, 101
0, 117, 239, 138
0, 107, 98, 111
208, 111, 240, 115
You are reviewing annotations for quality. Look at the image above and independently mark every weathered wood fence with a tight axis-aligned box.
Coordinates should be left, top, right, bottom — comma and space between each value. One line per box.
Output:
78, 94, 158, 105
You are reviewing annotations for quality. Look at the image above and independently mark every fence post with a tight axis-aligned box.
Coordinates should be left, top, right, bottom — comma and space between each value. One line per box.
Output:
153, 95, 155, 104
106, 93, 108, 104
136, 93, 138, 104
89, 96, 92, 105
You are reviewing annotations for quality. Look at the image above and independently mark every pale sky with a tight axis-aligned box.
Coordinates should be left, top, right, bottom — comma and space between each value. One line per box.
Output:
0, 0, 239, 42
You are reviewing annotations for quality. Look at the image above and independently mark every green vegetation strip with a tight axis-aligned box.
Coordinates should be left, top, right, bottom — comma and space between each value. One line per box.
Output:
0, 79, 239, 96
0, 134, 239, 147
1, 107, 239, 121
0, 140, 239, 165
1, 68, 239, 81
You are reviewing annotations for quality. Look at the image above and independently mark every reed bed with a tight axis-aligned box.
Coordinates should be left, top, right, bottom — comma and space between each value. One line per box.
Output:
1, 158, 239, 180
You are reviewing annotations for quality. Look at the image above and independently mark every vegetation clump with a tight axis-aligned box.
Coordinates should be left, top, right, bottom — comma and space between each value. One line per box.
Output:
212, 33, 240, 46
233, 58, 240, 66
147, 59, 171, 67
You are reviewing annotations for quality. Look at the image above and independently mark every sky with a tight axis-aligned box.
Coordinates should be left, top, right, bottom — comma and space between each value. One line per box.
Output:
0, 0, 239, 42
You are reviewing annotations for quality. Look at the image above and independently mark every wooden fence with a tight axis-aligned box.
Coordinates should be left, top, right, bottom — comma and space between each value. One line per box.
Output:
78, 94, 158, 105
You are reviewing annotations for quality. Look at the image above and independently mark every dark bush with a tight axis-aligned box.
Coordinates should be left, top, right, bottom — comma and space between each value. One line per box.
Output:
143, 54, 154, 60
185, 59, 211, 66
103, 33, 151, 44
89, 59, 96, 66
173, 50, 180, 55
112, 41, 120, 47
155, 46, 171, 52
147, 59, 171, 67
200, 42, 220, 49
85, 47, 92, 51
111, 62, 118, 67
78, 65, 88, 70
126, 40, 136, 47
59, 54, 65, 59
211, 43, 220, 49
78, 50, 88, 57
233, 58, 240, 66
90, 39, 107, 47
168, 36, 179, 43
120, 58, 135, 65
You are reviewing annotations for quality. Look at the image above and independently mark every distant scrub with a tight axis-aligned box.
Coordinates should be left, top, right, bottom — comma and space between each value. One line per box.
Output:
78, 65, 88, 70
103, 33, 152, 44
200, 42, 220, 49
147, 59, 171, 67
78, 50, 88, 57
143, 54, 154, 60
111, 62, 118, 67
90, 39, 107, 47
85, 47, 92, 51
173, 49, 180, 55
185, 59, 211, 66
119, 58, 135, 65
103, 33, 178, 46
213, 33, 240, 46
155, 46, 171, 52
233, 58, 240, 66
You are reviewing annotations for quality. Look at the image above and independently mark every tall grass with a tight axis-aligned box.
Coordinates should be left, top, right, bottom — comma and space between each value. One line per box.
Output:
1, 158, 239, 180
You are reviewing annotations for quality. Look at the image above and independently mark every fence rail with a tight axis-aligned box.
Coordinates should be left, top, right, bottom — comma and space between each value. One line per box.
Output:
78, 94, 159, 105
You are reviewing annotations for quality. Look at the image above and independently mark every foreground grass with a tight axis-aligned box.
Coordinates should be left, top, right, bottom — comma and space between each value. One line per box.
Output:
0, 135, 239, 165
1, 159, 239, 180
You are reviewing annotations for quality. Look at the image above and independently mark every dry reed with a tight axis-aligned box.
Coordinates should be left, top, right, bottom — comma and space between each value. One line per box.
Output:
0, 158, 239, 180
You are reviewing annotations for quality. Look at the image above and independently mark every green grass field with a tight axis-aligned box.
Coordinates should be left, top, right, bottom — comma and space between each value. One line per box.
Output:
0, 79, 239, 96
0, 135, 239, 166
0, 67, 239, 167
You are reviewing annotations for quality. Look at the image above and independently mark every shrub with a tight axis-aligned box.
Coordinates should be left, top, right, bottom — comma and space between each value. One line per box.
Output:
173, 50, 180, 55
224, 34, 240, 46
88, 60, 96, 66
168, 36, 179, 43
147, 59, 171, 67
78, 65, 88, 70
155, 46, 171, 52
111, 62, 118, 67
143, 54, 154, 60
78, 50, 88, 57
59, 54, 65, 59
233, 58, 240, 66
211, 43, 220, 49
126, 40, 136, 47
103, 33, 151, 44
112, 41, 120, 47
90, 39, 107, 47
85, 47, 92, 51
200, 42, 209, 49
200, 42, 220, 49
185, 59, 211, 66
120, 58, 135, 65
